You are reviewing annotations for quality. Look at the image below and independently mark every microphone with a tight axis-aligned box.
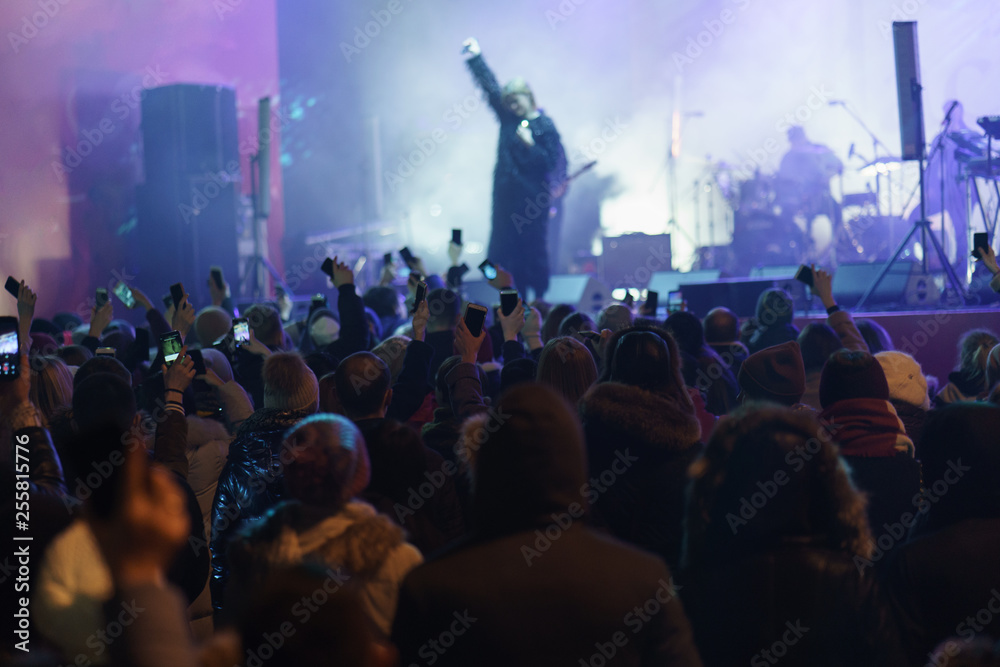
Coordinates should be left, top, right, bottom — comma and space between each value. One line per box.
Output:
828, 100, 847, 106
943, 100, 959, 123
848, 143, 855, 159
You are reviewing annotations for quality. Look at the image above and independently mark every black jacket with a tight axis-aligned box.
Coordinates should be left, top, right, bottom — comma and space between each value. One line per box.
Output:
580, 382, 703, 570
210, 408, 307, 613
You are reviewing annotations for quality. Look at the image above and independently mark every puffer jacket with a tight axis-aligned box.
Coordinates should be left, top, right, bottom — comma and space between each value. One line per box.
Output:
227, 500, 422, 635
209, 408, 308, 614
579, 382, 703, 571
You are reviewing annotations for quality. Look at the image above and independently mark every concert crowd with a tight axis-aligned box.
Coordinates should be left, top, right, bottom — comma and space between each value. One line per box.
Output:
2, 249, 1000, 667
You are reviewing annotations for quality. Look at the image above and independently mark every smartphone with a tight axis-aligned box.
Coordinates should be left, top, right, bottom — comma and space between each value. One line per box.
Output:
667, 290, 684, 314
310, 294, 328, 316
113, 281, 136, 308
0, 317, 20, 381
500, 289, 519, 316
794, 264, 814, 288
382, 252, 393, 268
210, 266, 225, 290
321, 257, 335, 279
187, 348, 207, 375
464, 303, 489, 338
478, 259, 498, 281
399, 247, 415, 265
162, 294, 173, 309
233, 317, 250, 347
452, 229, 462, 245
96, 347, 117, 358
170, 283, 186, 309
4, 277, 19, 298
412, 281, 428, 314
160, 331, 183, 366
973, 232, 989, 258
95, 288, 109, 309
645, 290, 659, 314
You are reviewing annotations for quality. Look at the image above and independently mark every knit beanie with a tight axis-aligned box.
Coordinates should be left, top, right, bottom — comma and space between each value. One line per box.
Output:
282, 414, 367, 510
263, 352, 319, 413
738, 341, 806, 405
876, 351, 930, 410
819, 349, 889, 408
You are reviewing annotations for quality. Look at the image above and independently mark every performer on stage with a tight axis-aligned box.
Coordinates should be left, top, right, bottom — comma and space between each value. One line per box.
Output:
462, 37, 567, 297
776, 125, 843, 261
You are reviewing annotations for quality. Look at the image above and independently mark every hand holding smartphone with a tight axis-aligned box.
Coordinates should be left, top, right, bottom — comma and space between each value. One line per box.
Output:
478, 259, 498, 281
412, 281, 428, 314
159, 331, 183, 366
0, 317, 20, 380
233, 318, 250, 347
794, 264, 815, 288
4, 277, 19, 299
95, 288, 110, 309
113, 281, 136, 308
464, 303, 488, 337
972, 232, 989, 259
500, 289, 519, 317
170, 283, 186, 308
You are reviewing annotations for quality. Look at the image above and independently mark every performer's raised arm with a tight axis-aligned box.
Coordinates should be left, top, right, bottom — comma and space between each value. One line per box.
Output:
462, 37, 509, 120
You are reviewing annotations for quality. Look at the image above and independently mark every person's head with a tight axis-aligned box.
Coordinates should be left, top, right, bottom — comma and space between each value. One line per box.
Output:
303, 351, 338, 382
558, 312, 595, 338
372, 336, 411, 384
426, 288, 461, 333
684, 405, 872, 569
536, 337, 598, 407
737, 341, 806, 406
596, 304, 633, 334
755, 288, 795, 328
307, 310, 341, 349
74, 356, 131, 390
239, 566, 396, 667
194, 306, 232, 347
282, 414, 369, 511
876, 350, 930, 410
318, 372, 342, 414
704, 307, 740, 344
856, 318, 894, 354
956, 329, 1000, 396
787, 125, 807, 147
472, 384, 586, 535
262, 352, 319, 414
245, 303, 285, 348
72, 372, 138, 434
500, 358, 537, 393
987, 344, 1000, 394
819, 349, 889, 408
334, 352, 391, 421
541, 303, 576, 343
609, 330, 683, 397
501, 77, 535, 118
363, 285, 403, 320
664, 311, 706, 356
797, 322, 843, 372
56, 344, 93, 368
29, 356, 74, 427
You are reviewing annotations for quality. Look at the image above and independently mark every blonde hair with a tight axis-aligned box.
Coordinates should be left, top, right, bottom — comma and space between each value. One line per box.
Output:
29, 356, 74, 428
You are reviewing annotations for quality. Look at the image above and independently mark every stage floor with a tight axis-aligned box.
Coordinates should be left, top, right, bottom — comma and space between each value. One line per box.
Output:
794, 307, 1000, 388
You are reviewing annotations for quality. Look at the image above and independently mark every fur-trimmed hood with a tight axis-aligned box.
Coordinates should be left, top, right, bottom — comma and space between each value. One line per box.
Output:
580, 382, 702, 452
230, 500, 409, 580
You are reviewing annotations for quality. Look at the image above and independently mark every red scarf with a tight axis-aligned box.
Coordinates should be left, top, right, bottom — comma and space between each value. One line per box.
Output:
819, 398, 914, 458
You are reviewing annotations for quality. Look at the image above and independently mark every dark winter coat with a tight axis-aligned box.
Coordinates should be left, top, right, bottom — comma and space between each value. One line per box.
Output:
579, 382, 703, 570
210, 407, 308, 613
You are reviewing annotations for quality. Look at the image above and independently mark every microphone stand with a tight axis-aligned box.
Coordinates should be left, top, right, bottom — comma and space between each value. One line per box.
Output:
831, 100, 893, 216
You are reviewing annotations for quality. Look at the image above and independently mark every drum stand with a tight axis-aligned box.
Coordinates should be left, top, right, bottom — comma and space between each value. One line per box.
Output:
856, 83, 968, 310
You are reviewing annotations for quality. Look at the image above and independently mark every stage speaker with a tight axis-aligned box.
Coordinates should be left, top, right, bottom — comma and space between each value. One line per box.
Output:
748, 265, 808, 305
647, 270, 722, 297
600, 233, 671, 288
138, 84, 241, 307
678, 278, 783, 318
832, 262, 937, 308
893, 22, 925, 161
542, 275, 609, 315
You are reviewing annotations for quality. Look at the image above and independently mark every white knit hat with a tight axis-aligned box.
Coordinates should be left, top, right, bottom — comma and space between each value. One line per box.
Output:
876, 351, 930, 410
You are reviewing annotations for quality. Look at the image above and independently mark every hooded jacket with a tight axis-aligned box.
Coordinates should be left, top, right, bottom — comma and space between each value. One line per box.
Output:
579, 381, 703, 570
210, 408, 308, 614
392, 384, 703, 666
